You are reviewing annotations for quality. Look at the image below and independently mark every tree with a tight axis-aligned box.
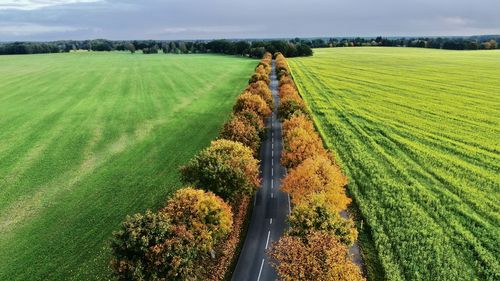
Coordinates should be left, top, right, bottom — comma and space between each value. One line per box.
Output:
219, 115, 261, 154
235, 109, 265, 133
233, 92, 271, 119
126, 43, 135, 53
269, 231, 364, 281
281, 155, 350, 211
246, 81, 273, 109
110, 210, 201, 280
281, 125, 327, 169
180, 139, 260, 201
162, 188, 233, 252
288, 193, 358, 246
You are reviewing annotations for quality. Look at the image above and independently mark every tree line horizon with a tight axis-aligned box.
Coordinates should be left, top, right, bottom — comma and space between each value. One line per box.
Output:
0, 34, 498, 56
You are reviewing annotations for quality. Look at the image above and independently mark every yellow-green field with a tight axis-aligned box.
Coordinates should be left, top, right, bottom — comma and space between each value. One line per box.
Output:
0, 52, 256, 280
289, 48, 500, 280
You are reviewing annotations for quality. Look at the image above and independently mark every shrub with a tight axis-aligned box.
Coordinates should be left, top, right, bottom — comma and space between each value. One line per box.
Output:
233, 92, 271, 119
110, 211, 200, 280
281, 125, 327, 168
269, 231, 364, 281
180, 139, 260, 201
219, 115, 261, 154
162, 188, 233, 252
281, 155, 350, 210
288, 193, 358, 246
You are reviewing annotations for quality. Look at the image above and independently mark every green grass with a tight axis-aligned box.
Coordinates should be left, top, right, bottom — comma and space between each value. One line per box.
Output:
289, 47, 500, 281
0, 52, 256, 280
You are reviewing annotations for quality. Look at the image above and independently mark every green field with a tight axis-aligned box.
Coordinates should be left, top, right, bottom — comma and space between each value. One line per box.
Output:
0, 52, 256, 280
289, 48, 500, 280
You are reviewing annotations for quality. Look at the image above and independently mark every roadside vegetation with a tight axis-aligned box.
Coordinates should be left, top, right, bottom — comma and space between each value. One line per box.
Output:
110, 53, 274, 280
288, 47, 500, 280
269, 53, 363, 281
0, 53, 257, 280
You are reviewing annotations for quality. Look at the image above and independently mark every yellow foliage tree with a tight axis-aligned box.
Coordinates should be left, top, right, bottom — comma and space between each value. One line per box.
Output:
246, 81, 273, 109
281, 126, 327, 168
233, 92, 271, 119
281, 155, 350, 211
269, 231, 365, 281
161, 187, 233, 252
288, 193, 358, 246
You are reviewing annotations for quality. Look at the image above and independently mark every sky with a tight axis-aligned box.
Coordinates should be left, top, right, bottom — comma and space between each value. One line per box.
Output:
0, 0, 499, 41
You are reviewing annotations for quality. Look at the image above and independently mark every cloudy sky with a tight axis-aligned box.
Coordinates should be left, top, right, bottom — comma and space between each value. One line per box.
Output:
0, 0, 499, 41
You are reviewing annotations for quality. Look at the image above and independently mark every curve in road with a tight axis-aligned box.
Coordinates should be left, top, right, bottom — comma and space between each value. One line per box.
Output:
231, 60, 289, 281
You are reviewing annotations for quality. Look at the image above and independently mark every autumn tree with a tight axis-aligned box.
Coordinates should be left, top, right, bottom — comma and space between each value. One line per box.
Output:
281, 155, 350, 210
246, 80, 273, 109
162, 187, 233, 253
288, 193, 358, 246
235, 109, 265, 133
219, 115, 261, 154
281, 125, 327, 168
233, 92, 271, 119
180, 139, 260, 201
269, 231, 364, 281
110, 211, 201, 280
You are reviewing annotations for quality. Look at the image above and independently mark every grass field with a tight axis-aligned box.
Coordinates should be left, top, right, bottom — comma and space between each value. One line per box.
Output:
289, 48, 500, 280
0, 52, 256, 280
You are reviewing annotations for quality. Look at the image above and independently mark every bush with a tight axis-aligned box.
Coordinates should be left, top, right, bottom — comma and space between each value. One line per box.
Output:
219, 115, 261, 154
269, 231, 364, 281
110, 211, 200, 280
162, 188, 233, 252
233, 92, 271, 119
248, 72, 270, 85
281, 155, 349, 210
180, 139, 260, 201
288, 193, 358, 246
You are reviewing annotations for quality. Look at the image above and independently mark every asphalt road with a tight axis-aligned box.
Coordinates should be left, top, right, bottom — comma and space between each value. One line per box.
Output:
231, 60, 289, 281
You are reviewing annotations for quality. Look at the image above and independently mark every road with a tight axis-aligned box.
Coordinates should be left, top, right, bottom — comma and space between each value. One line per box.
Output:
231, 60, 289, 281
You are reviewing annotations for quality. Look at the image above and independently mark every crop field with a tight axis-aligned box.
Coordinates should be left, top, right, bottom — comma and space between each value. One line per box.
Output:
0, 52, 256, 280
289, 48, 500, 280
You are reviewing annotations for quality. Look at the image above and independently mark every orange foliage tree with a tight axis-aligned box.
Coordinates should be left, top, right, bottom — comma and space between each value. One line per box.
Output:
235, 109, 265, 133
281, 125, 327, 168
246, 80, 273, 109
281, 155, 350, 210
219, 115, 260, 154
288, 193, 358, 246
233, 92, 271, 119
269, 231, 365, 281
180, 139, 260, 201
161, 187, 233, 252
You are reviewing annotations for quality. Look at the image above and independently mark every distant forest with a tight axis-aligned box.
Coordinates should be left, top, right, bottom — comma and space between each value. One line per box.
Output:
0, 35, 498, 56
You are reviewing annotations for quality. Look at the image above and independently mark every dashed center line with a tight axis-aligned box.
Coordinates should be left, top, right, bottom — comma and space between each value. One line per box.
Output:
265, 230, 271, 249
270, 218, 273, 224
257, 258, 265, 281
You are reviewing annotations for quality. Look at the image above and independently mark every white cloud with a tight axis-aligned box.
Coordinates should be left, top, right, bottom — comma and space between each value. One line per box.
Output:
0, 22, 82, 36
0, 0, 102, 10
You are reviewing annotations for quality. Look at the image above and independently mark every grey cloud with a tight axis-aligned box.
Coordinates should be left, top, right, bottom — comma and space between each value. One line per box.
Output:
0, 0, 499, 41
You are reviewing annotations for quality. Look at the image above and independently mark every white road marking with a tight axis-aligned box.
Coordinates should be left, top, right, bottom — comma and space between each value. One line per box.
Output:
265, 231, 271, 249
270, 218, 273, 224
271, 167, 274, 177
272, 150, 274, 158
271, 192, 274, 199
288, 194, 291, 214
271, 180, 274, 189
257, 258, 265, 281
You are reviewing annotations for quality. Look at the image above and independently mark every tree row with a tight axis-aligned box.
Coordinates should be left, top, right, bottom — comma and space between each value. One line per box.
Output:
110, 53, 274, 280
268, 53, 364, 281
